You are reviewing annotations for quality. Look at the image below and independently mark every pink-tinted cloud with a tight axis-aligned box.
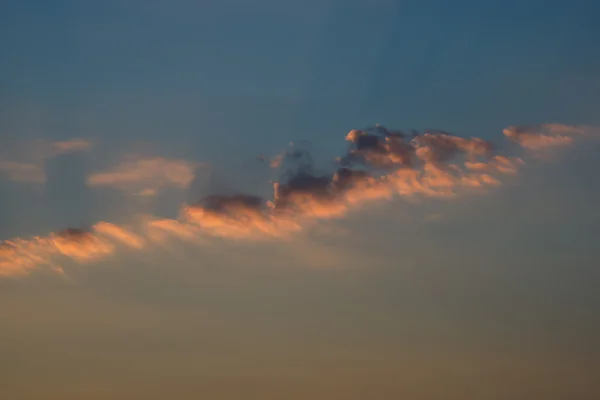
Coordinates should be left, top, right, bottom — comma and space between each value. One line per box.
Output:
86, 156, 199, 196
503, 123, 594, 150
412, 132, 493, 164
0, 228, 113, 277
93, 222, 145, 249
0, 223, 148, 277
465, 155, 524, 175
145, 218, 204, 243
51, 138, 93, 155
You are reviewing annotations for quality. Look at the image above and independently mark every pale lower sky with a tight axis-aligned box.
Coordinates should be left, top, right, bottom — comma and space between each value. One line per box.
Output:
1, 145, 599, 399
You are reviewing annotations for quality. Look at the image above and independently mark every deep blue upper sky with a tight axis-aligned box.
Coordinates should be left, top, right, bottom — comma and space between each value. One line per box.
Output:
1, 0, 599, 233
2, 0, 598, 145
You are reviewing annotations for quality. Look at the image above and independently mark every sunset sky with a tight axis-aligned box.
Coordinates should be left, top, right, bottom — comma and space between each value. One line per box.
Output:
1, 1, 599, 399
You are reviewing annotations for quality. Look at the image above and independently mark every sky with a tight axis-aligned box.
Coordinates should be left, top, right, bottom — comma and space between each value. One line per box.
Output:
1, 0, 600, 399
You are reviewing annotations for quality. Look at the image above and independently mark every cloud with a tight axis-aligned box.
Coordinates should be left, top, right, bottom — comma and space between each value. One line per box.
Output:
51, 228, 115, 262
0, 123, 595, 277
412, 132, 493, 165
51, 139, 93, 155
0, 160, 46, 183
262, 146, 316, 171
269, 154, 284, 168
503, 123, 595, 150
93, 222, 145, 249
0, 223, 145, 277
0, 228, 113, 277
464, 156, 524, 175
145, 218, 204, 243
86, 156, 199, 196
342, 126, 493, 169
343, 127, 415, 168
0, 138, 92, 184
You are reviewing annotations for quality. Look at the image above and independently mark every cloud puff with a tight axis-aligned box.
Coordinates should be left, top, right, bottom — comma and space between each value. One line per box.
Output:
0, 123, 594, 277
86, 156, 199, 196
343, 127, 415, 168
269, 154, 284, 168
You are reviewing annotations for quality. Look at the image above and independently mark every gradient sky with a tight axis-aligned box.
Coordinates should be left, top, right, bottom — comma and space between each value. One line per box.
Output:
1, 1, 600, 399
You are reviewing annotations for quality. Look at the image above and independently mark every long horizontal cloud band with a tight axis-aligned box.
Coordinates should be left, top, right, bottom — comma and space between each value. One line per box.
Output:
0, 123, 595, 277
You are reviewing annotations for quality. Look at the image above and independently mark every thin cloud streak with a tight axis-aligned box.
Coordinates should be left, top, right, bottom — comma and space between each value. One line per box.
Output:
0, 138, 93, 184
86, 156, 200, 196
503, 123, 595, 151
50, 139, 94, 156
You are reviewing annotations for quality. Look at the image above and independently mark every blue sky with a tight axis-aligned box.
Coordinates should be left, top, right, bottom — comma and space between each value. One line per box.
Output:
1, 1, 599, 398
2, 0, 599, 231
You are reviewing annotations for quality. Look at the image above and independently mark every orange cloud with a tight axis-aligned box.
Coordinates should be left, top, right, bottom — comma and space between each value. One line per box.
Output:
0, 123, 594, 277
412, 133, 492, 164
50, 229, 114, 262
0, 238, 55, 276
0, 229, 113, 277
465, 156, 524, 175
503, 123, 593, 150
93, 222, 145, 249
145, 218, 204, 243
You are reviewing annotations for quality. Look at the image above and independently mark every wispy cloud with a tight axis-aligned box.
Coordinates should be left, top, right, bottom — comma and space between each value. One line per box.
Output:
0, 138, 93, 184
86, 156, 199, 196
503, 123, 595, 151
51, 139, 93, 155
0, 123, 596, 277
0, 160, 46, 184
0, 225, 137, 277
269, 154, 284, 168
